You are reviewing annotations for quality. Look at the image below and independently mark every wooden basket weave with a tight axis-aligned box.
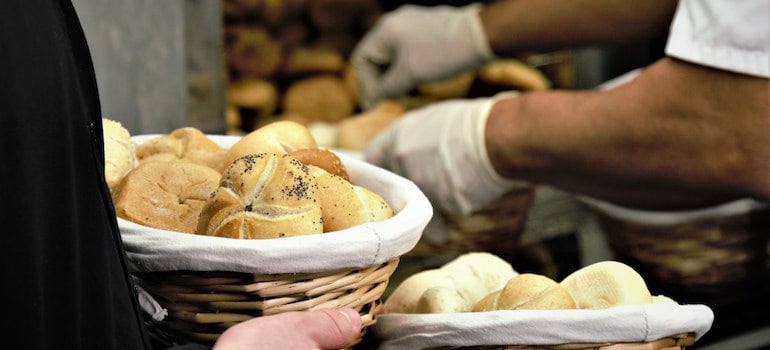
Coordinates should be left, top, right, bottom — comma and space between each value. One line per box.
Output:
136, 257, 399, 347
423, 332, 696, 350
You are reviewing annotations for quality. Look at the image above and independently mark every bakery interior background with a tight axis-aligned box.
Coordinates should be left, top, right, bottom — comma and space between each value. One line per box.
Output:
70, 0, 768, 349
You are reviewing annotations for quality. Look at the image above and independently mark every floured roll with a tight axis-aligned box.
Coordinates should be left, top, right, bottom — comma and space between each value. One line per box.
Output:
112, 160, 221, 233
197, 153, 323, 239
483, 273, 577, 311
415, 286, 470, 314
135, 127, 226, 171
560, 261, 652, 309
384, 269, 457, 314
222, 121, 317, 173
307, 165, 393, 232
102, 118, 137, 192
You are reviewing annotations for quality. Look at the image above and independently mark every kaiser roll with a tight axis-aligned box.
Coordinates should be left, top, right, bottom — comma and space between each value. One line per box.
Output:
112, 160, 221, 233
196, 153, 323, 239
221, 120, 317, 173
135, 127, 226, 171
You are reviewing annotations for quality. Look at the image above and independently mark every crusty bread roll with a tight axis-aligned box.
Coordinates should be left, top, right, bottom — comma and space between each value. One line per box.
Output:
483, 273, 577, 311
477, 59, 551, 91
102, 118, 137, 193
290, 148, 349, 181
336, 100, 406, 151
112, 160, 221, 233
440, 252, 519, 296
135, 127, 227, 171
282, 75, 355, 123
222, 120, 317, 173
196, 153, 323, 239
560, 261, 652, 309
307, 165, 393, 232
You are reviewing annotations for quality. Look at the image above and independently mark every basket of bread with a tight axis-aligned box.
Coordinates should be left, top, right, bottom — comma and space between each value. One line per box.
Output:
102, 118, 433, 347
372, 252, 714, 350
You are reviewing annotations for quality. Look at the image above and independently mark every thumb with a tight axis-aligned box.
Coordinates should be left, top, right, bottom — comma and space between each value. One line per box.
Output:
307, 308, 363, 349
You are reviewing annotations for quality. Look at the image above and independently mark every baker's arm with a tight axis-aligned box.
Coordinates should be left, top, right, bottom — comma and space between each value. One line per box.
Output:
481, 0, 678, 56
486, 57, 770, 210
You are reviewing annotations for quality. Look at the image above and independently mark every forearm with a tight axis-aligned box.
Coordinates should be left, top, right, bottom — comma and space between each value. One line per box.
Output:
486, 58, 770, 210
480, 0, 678, 56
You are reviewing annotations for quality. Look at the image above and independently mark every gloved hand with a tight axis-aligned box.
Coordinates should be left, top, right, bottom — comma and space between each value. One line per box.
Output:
351, 4, 495, 109
364, 96, 529, 215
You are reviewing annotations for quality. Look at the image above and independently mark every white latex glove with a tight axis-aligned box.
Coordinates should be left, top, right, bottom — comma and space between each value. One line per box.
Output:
351, 4, 495, 109
364, 96, 528, 215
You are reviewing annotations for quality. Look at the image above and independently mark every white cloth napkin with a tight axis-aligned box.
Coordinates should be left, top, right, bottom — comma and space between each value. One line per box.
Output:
120, 135, 433, 274
373, 304, 714, 350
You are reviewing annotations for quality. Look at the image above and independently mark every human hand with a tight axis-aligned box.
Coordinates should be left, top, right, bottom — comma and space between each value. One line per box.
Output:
212, 307, 362, 350
364, 96, 528, 215
351, 4, 494, 109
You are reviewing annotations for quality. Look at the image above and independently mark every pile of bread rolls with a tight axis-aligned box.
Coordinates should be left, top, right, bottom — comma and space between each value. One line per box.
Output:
102, 118, 394, 238
385, 253, 678, 314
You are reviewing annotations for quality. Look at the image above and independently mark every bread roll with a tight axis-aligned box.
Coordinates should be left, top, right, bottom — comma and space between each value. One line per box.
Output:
478, 59, 551, 91
307, 165, 393, 232
226, 78, 278, 117
102, 118, 137, 193
652, 294, 678, 305
222, 120, 317, 173
282, 75, 355, 123
290, 148, 349, 181
492, 274, 576, 311
197, 153, 323, 239
560, 261, 652, 309
112, 160, 221, 233
336, 101, 406, 150
135, 127, 227, 171
384, 269, 457, 314
385, 252, 517, 314
415, 286, 470, 314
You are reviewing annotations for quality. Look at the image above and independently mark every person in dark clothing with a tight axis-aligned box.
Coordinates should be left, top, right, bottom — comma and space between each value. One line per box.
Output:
0, 2, 360, 349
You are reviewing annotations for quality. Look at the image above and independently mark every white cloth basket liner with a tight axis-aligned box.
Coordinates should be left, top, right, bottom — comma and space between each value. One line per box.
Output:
373, 304, 714, 350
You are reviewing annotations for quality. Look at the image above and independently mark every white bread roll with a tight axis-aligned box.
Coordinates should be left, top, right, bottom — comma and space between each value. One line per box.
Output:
415, 286, 471, 314
290, 148, 350, 181
560, 261, 652, 309
384, 269, 457, 314
222, 120, 317, 173
102, 118, 137, 192
196, 153, 323, 239
440, 252, 519, 295
385, 252, 517, 314
307, 165, 393, 232
135, 127, 227, 171
112, 160, 221, 233
492, 273, 577, 311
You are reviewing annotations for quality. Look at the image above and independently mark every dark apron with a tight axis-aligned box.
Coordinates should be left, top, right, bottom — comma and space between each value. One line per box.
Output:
0, 1, 151, 348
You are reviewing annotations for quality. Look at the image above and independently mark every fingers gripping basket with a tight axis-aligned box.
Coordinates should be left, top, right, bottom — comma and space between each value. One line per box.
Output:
120, 135, 433, 346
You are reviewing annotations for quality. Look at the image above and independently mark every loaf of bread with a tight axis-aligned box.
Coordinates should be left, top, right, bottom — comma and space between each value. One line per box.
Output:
222, 120, 317, 173
560, 261, 652, 309
112, 160, 221, 233
135, 127, 227, 171
307, 165, 393, 232
102, 118, 137, 193
472, 274, 577, 312
384, 252, 517, 314
196, 153, 323, 239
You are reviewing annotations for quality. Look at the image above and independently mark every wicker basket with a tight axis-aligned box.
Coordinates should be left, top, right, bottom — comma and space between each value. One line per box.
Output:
121, 135, 433, 348
407, 187, 535, 261
135, 258, 399, 346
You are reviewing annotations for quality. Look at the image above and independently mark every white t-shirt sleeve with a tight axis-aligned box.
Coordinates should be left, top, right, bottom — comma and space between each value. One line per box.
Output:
665, 0, 769, 78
